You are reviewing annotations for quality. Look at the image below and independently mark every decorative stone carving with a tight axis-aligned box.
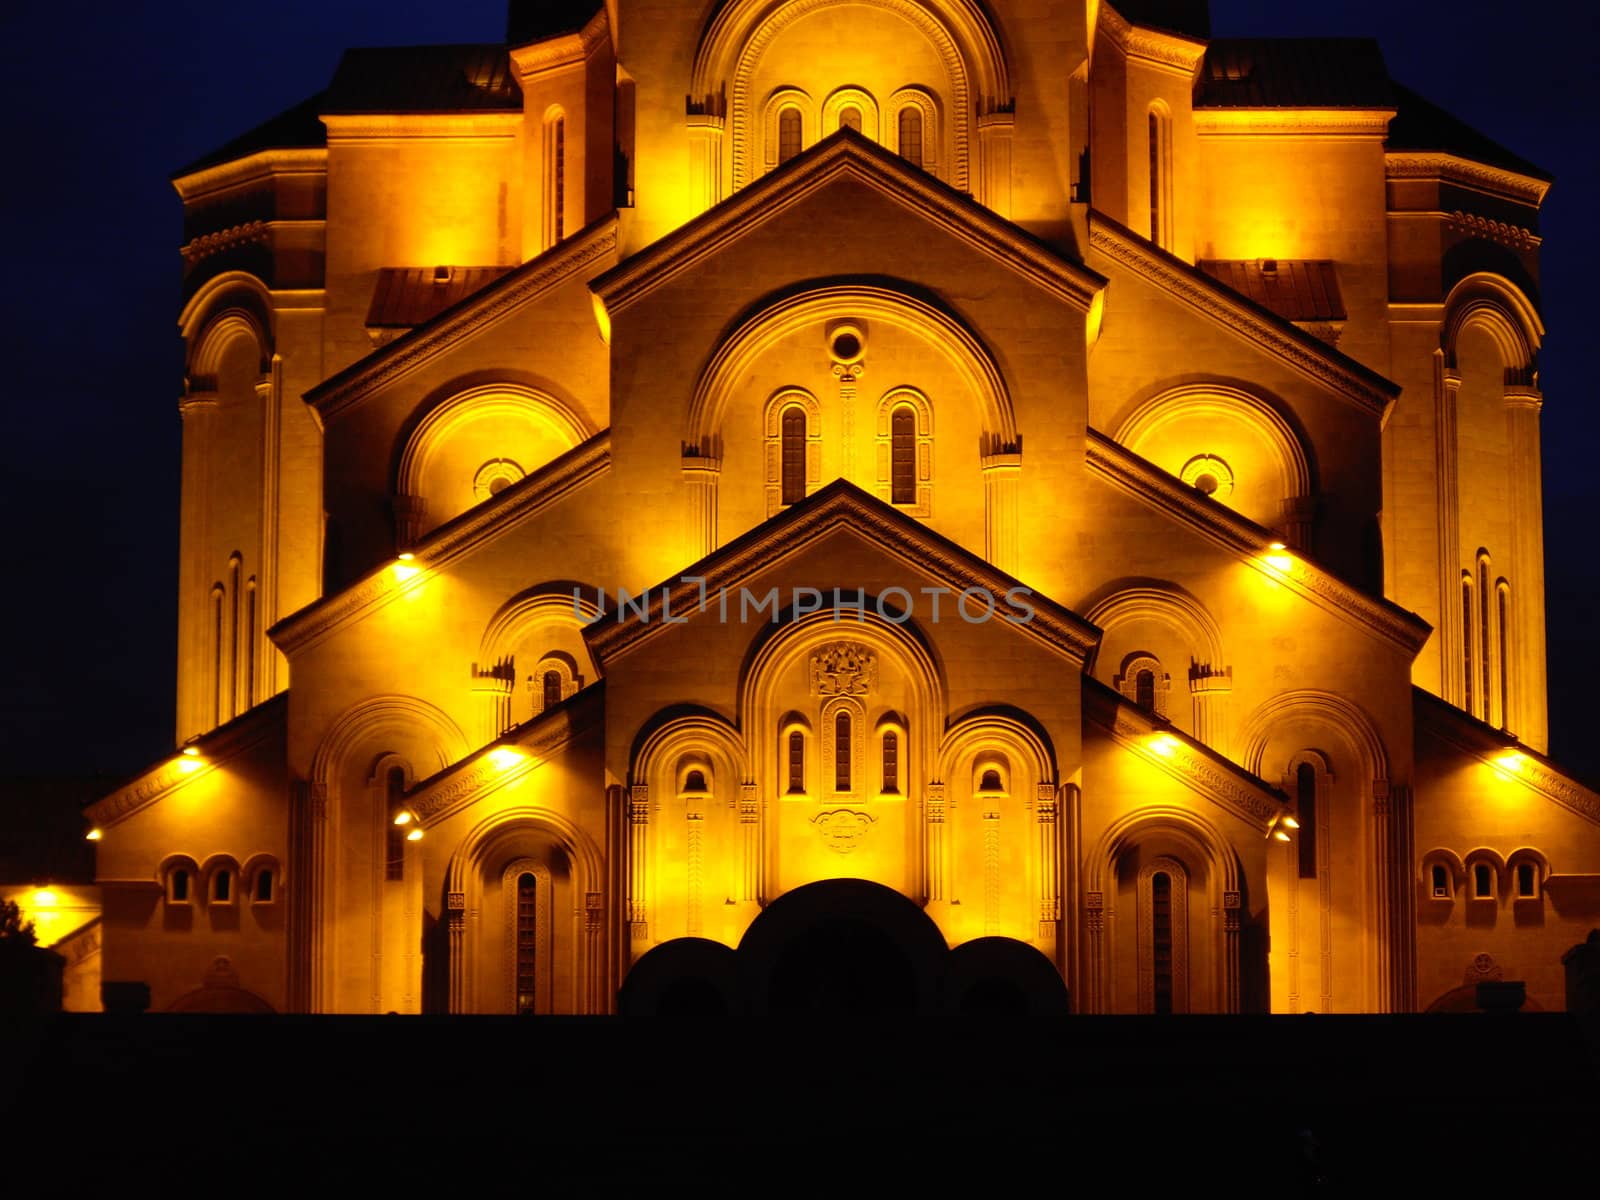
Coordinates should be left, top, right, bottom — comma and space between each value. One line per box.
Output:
810, 642, 878, 697
811, 808, 877, 853
1463, 952, 1503, 984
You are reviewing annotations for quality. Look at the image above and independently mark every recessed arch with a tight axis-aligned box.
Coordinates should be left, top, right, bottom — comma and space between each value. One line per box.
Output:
692, 0, 1011, 193
1115, 383, 1314, 512
761, 87, 817, 170
1082, 580, 1227, 677
1442, 272, 1542, 383
689, 284, 1016, 454
821, 86, 880, 140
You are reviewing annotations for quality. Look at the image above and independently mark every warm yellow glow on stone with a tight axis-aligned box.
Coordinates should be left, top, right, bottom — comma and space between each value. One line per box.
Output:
488, 747, 526, 770
591, 292, 612, 345
1281, 816, 1300, 830
85, 828, 102, 841
182, 745, 201, 757
406, 828, 424, 842
1147, 733, 1180, 758
1495, 751, 1526, 775
393, 811, 413, 826
32, 888, 58, 909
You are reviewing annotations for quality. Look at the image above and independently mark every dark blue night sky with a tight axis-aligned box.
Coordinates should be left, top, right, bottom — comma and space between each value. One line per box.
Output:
0, 0, 1594, 789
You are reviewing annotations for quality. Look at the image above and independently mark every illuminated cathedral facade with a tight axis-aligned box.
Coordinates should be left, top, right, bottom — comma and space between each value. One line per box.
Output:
85, 0, 1600, 1014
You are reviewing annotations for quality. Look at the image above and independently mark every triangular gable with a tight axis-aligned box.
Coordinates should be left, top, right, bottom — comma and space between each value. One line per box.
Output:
585, 479, 1102, 669
591, 130, 1106, 322
1084, 675, 1288, 833
1087, 210, 1398, 417
1086, 428, 1431, 656
308, 215, 620, 423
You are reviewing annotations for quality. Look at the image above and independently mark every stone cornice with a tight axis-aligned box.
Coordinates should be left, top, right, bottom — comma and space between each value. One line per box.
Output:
271, 434, 611, 656
1385, 152, 1550, 207
1086, 430, 1432, 657
1087, 211, 1397, 417
409, 687, 604, 826
1443, 211, 1540, 250
180, 221, 270, 265
593, 131, 1105, 319
1414, 689, 1600, 828
1085, 677, 1285, 831
1194, 109, 1395, 137
509, 7, 610, 76
309, 217, 619, 423
1098, 4, 1208, 77
586, 479, 1102, 668
85, 694, 288, 829
172, 148, 327, 201
320, 112, 523, 142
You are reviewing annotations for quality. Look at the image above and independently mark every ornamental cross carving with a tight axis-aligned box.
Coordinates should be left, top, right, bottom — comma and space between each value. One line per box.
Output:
810, 642, 878, 697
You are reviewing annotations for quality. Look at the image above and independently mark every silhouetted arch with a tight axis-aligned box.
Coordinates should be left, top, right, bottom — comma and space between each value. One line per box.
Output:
618, 938, 742, 1016
945, 936, 1069, 1014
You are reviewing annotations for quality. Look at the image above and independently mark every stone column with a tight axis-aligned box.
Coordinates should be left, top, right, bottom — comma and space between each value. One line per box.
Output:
470, 661, 516, 743
976, 110, 1014, 217
687, 113, 725, 212
627, 784, 649, 943
1036, 783, 1060, 949
925, 782, 947, 901
446, 890, 467, 1014
981, 451, 1021, 576
682, 454, 721, 562
1504, 385, 1548, 749
1188, 665, 1232, 754
738, 783, 759, 903
1436, 362, 1464, 707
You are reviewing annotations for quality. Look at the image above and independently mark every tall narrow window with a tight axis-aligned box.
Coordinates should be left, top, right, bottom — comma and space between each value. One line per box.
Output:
170, 869, 190, 904
543, 111, 566, 249
255, 869, 274, 903
1498, 583, 1511, 731
898, 108, 923, 168
212, 869, 231, 904
211, 585, 224, 728
244, 579, 257, 709
228, 555, 240, 722
542, 670, 561, 711
778, 107, 802, 163
1147, 107, 1171, 249
781, 406, 807, 504
515, 873, 537, 1015
1151, 871, 1174, 1014
385, 766, 406, 882
1135, 670, 1156, 713
1431, 864, 1450, 899
881, 730, 899, 794
1473, 863, 1493, 899
834, 711, 852, 792
1516, 862, 1536, 898
1462, 575, 1475, 716
1479, 559, 1492, 723
839, 105, 862, 133
1296, 762, 1318, 880
788, 731, 805, 793
890, 407, 916, 504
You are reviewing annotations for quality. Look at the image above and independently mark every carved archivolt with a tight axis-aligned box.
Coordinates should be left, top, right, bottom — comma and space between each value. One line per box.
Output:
501, 857, 553, 1015
888, 86, 940, 175
1137, 856, 1190, 1014
875, 387, 934, 516
1114, 652, 1171, 718
821, 86, 880, 141
760, 87, 816, 171
763, 387, 823, 515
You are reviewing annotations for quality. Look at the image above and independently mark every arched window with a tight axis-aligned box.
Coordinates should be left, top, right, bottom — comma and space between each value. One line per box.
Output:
1295, 762, 1318, 880
1430, 864, 1450, 899
211, 584, 224, 729
1473, 862, 1494, 899
543, 110, 566, 249
839, 105, 862, 133
1498, 582, 1512, 732
169, 868, 190, 905
1147, 106, 1172, 250
778, 107, 802, 163
1135, 670, 1156, 713
385, 766, 407, 882
542, 670, 562, 711
1479, 557, 1492, 724
881, 730, 899, 794
515, 872, 537, 1015
1151, 870, 1174, 1014
788, 730, 805, 794
211, 869, 232, 904
781, 406, 807, 504
684, 769, 708, 794
979, 768, 1003, 793
254, 868, 274, 904
890, 406, 916, 504
1462, 573, 1475, 716
834, 711, 852, 792
1516, 862, 1536, 898
898, 107, 923, 168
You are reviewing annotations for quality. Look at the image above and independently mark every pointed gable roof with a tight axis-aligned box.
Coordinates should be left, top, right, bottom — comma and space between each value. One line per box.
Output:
591, 129, 1106, 322
585, 479, 1102, 668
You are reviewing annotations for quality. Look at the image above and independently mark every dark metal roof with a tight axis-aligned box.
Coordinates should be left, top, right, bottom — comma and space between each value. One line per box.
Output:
1198, 259, 1346, 322
1387, 82, 1551, 182
1196, 38, 1393, 109
323, 44, 521, 114
506, 0, 604, 46
365, 266, 518, 329
174, 91, 328, 179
